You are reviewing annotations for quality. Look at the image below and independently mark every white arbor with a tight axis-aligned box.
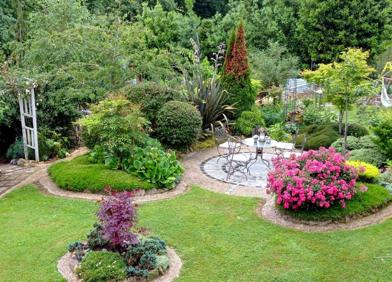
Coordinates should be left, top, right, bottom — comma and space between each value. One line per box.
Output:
18, 87, 39, 161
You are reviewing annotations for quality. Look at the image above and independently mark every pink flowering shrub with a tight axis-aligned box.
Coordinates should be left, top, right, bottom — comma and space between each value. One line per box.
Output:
267, 147, 359, 210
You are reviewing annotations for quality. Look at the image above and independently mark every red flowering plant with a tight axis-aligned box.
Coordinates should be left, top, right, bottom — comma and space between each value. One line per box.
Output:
267, 147, 359, 210
97, 191, 138, 249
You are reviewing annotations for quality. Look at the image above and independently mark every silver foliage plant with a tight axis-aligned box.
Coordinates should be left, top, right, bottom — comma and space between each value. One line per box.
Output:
184, 38, 234, 129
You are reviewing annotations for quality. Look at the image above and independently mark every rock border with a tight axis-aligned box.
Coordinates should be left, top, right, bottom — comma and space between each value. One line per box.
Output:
38, 171, 188, 204
259, 195, 392, 232
58, 247, 182, 282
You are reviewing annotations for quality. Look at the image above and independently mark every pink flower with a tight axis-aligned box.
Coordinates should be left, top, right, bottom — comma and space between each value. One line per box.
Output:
266, 148, 359, 210
359, 184, 368, 193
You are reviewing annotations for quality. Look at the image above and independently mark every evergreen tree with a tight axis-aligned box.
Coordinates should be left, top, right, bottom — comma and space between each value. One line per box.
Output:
221, 22, 256, 116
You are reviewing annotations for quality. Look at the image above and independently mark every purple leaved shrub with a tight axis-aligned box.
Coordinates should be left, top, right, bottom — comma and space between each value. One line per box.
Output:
97, 191, 138, 248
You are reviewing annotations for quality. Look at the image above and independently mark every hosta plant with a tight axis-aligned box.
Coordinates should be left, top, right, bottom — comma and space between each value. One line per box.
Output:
267, 147, 358, 210
123, 146, 183, 188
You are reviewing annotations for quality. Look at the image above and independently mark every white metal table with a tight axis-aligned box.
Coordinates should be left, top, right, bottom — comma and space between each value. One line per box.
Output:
241, 137, 273, 168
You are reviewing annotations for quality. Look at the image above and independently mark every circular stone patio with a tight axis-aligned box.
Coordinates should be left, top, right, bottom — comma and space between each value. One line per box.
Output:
201, 152, 274, 188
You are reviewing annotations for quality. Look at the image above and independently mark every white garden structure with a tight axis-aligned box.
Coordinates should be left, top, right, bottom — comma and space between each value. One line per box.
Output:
380, 62, 392, 108
18, 87, 39, 161
381, 76, 392, 108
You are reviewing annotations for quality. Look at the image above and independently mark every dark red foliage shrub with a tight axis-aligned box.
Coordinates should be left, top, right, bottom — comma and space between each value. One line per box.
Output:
223, 22, 249, 79
97, 191, 138, 248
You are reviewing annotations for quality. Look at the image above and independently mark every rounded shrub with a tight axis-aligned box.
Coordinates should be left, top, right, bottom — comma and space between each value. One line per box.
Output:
297, 123, 340, 150
156, 101, 202, 150
357, 135, 378, 149
348, 148, 386, 167
77, 250, 126, 282
346, 123, 369, 137
346, 160, 380, 182
124, 82, 184, 125
234, 108, 265, 136
267, 147, 358, 210
331, 136, 361, 152
372, 109, 392, 156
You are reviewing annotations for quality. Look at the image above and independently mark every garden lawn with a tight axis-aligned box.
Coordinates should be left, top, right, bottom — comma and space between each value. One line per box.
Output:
48, 155, 155, 193
1, 186, 392, 281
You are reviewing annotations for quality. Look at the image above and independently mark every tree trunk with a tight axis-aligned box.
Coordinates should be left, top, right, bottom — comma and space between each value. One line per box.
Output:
342, 99, 349, 155
338, 110, 344, 135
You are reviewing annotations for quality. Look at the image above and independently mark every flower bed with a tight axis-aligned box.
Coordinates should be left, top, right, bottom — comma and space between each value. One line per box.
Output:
66, 191, 172, 281
277, 183, 392, 222
267, 147, 358, 210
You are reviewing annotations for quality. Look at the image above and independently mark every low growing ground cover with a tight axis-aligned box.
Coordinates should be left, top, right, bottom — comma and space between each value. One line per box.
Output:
48, 155, 155, 193
2, 186, 392, 281
278, 183, 392, 222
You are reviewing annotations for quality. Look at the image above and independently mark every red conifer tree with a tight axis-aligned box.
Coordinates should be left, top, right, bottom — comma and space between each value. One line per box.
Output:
222, 22, 255, 116
224, 23, 249, 79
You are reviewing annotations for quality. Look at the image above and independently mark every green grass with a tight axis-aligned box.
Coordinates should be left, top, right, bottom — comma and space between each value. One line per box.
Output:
0, 185, 97, 281
2, 185, 392, 281
48, 155, 155, 193
278, 183, 392, 222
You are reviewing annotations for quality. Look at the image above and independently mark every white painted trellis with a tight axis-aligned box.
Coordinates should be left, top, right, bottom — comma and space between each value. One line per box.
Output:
18, 87, 39, 161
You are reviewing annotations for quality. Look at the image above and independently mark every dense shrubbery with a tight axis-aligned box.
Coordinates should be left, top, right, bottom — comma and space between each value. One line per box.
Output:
346, 160, 380, 182
156, 101, 202, 150
332, 135, 386, 167
77, 97, 183, 189
78, 96, 149, 161
69, 192, 170, 281
302, 104, 336, 125
184, 41, 233, 130
296, 122, 369, 150
124, 82, 184, 125
77, 251, 127, 282
6, 138, 25, 159
372, 110, 392, 157
6, 128, 69, 160
267, 123, 291, 142
260, 104, 284, 127
379, 168, 392, 191
234, 108, 264, 136
267, 147, 358, 210
343, 123, 369, 138
331, 136, 362, 152
348, 149, 386, 168
296, 124, 339, 150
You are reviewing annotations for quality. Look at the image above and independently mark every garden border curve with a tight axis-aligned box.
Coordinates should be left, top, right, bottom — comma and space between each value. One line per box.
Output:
258, 196, 392, 232
58, 247, 182, 282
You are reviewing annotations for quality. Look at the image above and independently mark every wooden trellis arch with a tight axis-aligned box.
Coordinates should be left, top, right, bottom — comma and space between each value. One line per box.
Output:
18, 87, 39, 161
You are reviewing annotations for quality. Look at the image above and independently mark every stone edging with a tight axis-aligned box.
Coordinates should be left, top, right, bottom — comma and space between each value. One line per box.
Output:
0, 147, 89, 200
259, 196, 392, 232
37, 171, 189, 204
58, 247, 182, 282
